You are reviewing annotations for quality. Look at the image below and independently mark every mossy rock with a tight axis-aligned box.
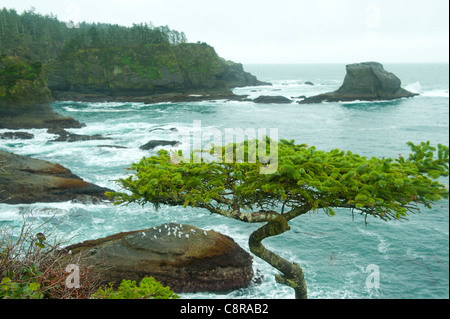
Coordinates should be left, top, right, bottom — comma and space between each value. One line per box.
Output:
48, 43, 267, 97
0, 55, 50, 105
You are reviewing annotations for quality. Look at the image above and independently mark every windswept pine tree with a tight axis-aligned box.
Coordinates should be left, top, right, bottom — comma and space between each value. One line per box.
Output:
108, 139, 449, 299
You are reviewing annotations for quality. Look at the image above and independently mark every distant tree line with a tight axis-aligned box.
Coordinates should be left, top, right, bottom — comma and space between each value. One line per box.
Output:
0, 7, 187, 62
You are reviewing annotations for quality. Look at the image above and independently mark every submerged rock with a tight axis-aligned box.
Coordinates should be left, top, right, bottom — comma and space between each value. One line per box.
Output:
253, 95, 293, 104
96, 144, 128, 149
148, 127, 178, 133
0, 150, 111, 204
63, 223, 254, 293
299, 62, 418, 104
48, 128, 110, 142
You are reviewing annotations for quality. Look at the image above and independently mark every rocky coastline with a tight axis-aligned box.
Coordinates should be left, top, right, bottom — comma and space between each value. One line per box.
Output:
50, 88, 252, 105
1, 57, 420, 296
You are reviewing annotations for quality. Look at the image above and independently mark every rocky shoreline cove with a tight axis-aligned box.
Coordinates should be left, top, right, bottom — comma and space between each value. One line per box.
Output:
1, 39, 418, 293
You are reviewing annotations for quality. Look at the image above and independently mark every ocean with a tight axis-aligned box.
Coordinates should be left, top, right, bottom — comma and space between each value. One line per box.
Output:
0, 63, 448, 299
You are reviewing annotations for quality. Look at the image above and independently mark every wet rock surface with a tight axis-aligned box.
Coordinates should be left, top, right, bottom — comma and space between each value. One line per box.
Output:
0, 150, 111, 204
63, 223, 254, 293
140, 140, 180, 150
253, 95, 293, 104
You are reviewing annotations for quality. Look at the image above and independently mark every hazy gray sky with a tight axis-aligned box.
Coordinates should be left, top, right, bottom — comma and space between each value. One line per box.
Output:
2, 0, 449, 64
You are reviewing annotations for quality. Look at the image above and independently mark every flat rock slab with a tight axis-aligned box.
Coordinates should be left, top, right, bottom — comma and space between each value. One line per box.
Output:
47, 128, 110, 142
63, 223, 254, 293
253, 95, 293, 104
0, 103, 84, 130
0, 150, 111, 204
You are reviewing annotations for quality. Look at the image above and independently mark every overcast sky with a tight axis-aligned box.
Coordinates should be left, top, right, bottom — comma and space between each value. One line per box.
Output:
2, 0, 449, 64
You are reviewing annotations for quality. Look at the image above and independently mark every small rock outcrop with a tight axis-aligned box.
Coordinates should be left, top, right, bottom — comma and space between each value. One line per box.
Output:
63, 224, 254, 293
0, 131, 34, 140
140, 140, 180, 150
253, 95, 293, 104
0, 150, 111, 204
299, 62, 418, 104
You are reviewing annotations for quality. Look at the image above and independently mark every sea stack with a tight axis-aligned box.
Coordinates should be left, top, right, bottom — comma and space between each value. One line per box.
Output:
299, 62, 418, 104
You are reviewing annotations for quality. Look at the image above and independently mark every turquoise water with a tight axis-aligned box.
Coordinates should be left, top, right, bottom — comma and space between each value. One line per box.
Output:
0, 63, 448, 299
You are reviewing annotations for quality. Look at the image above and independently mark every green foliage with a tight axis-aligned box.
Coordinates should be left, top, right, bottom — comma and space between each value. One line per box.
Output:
109, 140, 449, 223
0, 54, 50, 103
0, 8, 187, 62
0, 277, 42, 299
92, 277, 179, 299
0, 264, 44, 299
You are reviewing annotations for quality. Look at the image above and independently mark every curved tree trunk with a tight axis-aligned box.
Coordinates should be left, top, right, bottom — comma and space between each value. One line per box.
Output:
248, 215, 308, 299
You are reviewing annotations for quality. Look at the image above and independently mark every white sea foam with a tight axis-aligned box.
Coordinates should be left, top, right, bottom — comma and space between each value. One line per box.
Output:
420, 90, 449, 98
405, 81, 423, 94
404, 81, 449, 98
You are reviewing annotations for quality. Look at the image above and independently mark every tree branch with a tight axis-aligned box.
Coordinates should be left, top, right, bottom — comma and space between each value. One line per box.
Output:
201, 204, 281, 223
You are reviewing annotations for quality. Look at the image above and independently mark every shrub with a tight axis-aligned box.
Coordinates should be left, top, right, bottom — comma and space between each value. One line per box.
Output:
0, 271, 43, 299
92, 277, 179, 299
0, 212, 99, 299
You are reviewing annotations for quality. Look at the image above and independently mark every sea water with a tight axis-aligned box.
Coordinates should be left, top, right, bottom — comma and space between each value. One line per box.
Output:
0, 63, 448, 299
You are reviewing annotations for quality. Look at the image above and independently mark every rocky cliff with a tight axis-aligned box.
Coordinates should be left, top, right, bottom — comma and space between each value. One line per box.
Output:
0, 55, 84, 129
48, 43, 267, 101
299, 62, 418, 104
1, 43, 267, 128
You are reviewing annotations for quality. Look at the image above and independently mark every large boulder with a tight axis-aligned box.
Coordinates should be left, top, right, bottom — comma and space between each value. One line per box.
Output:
63, 223, 254, 293
299, 62, 418, 104
0, 150, 110, 204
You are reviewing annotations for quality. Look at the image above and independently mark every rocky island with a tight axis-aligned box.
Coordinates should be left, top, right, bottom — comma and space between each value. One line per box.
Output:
299, 62, 418, 104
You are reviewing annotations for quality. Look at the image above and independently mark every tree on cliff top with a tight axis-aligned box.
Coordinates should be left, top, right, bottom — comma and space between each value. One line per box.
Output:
108, 139, 449, 299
